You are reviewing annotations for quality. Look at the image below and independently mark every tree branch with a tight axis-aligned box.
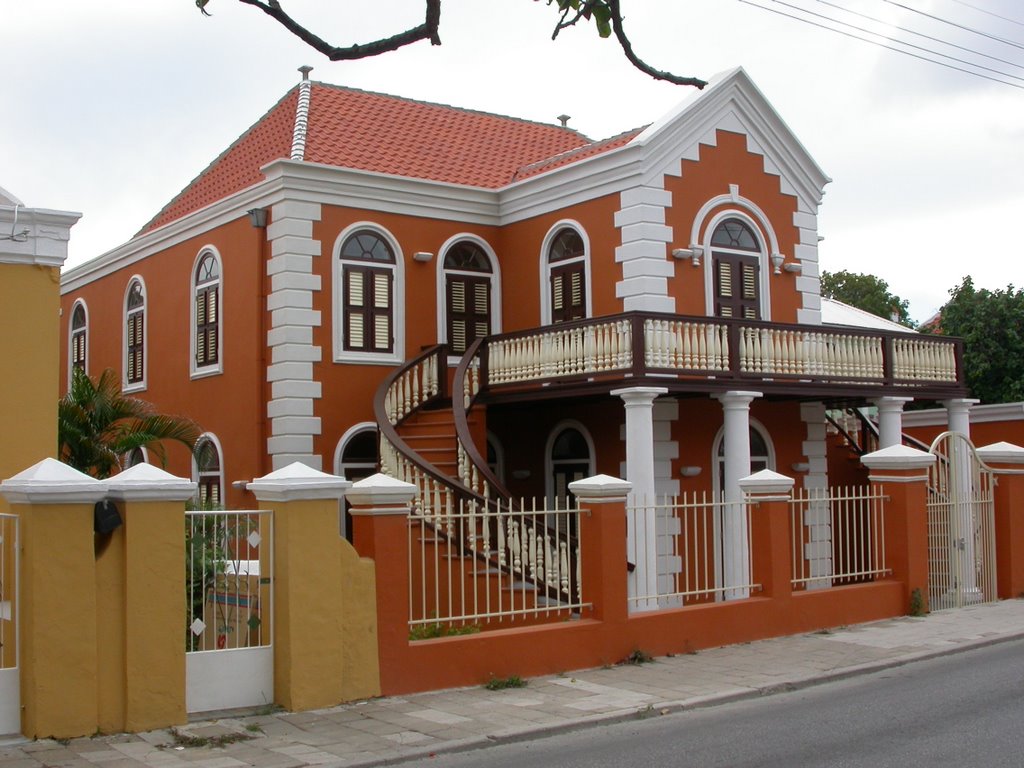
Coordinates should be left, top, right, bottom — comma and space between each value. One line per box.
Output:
606, 0, 706, 88
236, 0, 442, 61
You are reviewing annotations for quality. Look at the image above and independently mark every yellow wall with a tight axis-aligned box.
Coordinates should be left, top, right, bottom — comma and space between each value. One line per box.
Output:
0, 264, 60, 510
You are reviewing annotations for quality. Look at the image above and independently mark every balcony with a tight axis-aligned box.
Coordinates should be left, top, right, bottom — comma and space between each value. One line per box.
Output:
473, 312, 966, 402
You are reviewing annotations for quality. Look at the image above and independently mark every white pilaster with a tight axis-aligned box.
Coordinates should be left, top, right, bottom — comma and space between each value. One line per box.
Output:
612, 386, 668, 612
266, 198, 323, 470
873, 396, 913, 449
716, 390, 762, 599
614, 186, 675, 313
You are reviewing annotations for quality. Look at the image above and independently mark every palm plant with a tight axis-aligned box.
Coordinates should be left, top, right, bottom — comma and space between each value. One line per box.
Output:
58, 367, 202, 478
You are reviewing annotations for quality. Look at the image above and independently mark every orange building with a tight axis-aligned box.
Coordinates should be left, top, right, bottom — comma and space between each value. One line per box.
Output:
59, 66, 968, 558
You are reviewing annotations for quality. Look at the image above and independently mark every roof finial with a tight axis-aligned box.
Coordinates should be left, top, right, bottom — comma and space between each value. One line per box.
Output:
557, 114, 571, 128
298, 65, 313, 81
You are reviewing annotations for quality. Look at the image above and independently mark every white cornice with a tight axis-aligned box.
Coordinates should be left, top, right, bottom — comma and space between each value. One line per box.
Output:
0, 205, 82, 267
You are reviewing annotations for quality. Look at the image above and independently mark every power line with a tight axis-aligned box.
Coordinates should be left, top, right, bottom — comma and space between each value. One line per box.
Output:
738, 0, 1024, 90
816, 0, 1024, 72
947, 0, 1024, 30
882, 0, 1024, 52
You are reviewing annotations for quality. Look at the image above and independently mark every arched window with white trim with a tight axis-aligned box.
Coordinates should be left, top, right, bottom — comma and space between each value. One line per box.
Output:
193, 434, 224, 508
545, 226, 589, 324
192, 250, 222, 375
124, 277, 146, 390
334, 225, 404, 363
441, 240, 494, 355
546, 422, 595, 504
712, 421, 775, 495
710, 218, 762, 320
69, 300, 88, 378
334, 424, 379, 542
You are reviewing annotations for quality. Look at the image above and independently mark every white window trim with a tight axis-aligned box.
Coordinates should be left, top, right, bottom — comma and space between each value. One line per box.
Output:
544, 419, 597, 503
331, 222, 405, 366
710, 416, 776, 498
435, 233, 502, 361
190, 246, 224, 379
691, 190, 779, 321
122, 275, 147, 393
539, 220, 593, 325
192, 432, 225, 506
333, 422, 378, 479
68, 298, 89, 385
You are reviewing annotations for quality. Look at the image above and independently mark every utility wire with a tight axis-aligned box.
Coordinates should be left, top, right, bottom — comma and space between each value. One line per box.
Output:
816, 0, 1024, 72
947, 0, 1024, 30
882, 0, 1024, 52
750, 0, 1024, 84
738, 0, 1024, 90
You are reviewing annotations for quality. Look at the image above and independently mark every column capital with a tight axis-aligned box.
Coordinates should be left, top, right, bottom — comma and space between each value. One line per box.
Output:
610, 386, 668, 406
715, 390, 763, 410
942, 397, 980, 409
873, 396, 914, 410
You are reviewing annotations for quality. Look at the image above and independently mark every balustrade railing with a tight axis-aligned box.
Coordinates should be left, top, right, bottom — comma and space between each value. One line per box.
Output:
479, 312, 963, 392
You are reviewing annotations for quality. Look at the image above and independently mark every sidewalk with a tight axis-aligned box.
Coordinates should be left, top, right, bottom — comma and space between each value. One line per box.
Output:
8, 600, 1024, 768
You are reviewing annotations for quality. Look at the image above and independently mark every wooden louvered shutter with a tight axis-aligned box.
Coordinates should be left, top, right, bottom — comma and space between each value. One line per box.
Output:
446, 275, 490, 354
550, 263, 586, 324
196, 286, 219, 366
127, 312, 144, 384
344, 266, 393, 353
713, 253, 760, 320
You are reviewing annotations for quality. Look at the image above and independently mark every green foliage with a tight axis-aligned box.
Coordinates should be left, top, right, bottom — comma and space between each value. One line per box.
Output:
185, 515, 228, 652
59, 367, 201, 478
548, 0, 614, 38
821, 270, 914, 327
408, 620, 481, 641
908, 587, 926, 617
933, 278, 1024, 404
485, 674, 527, 691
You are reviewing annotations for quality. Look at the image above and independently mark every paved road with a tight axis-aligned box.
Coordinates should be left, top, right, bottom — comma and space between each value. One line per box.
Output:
429, 638, 1024, 768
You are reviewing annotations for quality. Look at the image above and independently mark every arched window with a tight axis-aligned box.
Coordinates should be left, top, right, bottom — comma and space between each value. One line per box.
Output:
546, 227, 588, 324
124, 278, 146, 388
338, 229, 397, 355
125, 447, 147, 469
713, 422, 775, 494
338, 427, 378, 482
547, 424, 594, 504
193, 435, 224, 508
70, 301, 88, 376
192, 251, 221, 374
442, 240, 493, 354
710, 218, 762, 320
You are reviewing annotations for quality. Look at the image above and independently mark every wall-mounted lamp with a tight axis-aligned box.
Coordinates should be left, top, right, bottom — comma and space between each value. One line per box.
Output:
791, 462, 810, 473
783, 263, 802, 274
512, 469, 531, 480
413, 251, 434, 263
671, 244, 704, 267
247, 208, 268, 228
679, 466, 702, 477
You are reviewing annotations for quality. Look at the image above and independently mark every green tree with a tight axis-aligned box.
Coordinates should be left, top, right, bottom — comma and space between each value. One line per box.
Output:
58, 367, 202, 479
821, 270, 913, 327
195, 0, 707, 88
932, 277, 1024, 405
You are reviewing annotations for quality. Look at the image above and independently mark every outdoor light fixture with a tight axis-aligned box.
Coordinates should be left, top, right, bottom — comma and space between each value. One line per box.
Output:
671, 244, 704, 267
679, 466, 702, 477
512, 469, 531, 480
247, 208, 268, 228
413, 251, 434, 263
783, 262, 802, 274
791, 462, 810, 473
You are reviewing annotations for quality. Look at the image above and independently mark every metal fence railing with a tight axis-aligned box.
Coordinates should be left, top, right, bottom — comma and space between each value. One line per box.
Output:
789, 486, 889, 590
408, 496, 586, 635
626, 493, 758, 608
186, 509, 273, 653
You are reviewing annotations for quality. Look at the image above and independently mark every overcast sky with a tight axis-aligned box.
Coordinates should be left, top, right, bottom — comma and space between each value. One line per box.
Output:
3, 0, 1021, 321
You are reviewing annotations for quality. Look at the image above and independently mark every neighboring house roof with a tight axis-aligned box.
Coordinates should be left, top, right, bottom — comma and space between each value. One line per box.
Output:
821, 297, 916, 333
141, 83, 597, 234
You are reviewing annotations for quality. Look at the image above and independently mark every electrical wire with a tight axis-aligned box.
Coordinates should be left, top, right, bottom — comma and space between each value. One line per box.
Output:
882, 0, 1024, 52
738, 0, 1024, 90
947, 0, 1024, 30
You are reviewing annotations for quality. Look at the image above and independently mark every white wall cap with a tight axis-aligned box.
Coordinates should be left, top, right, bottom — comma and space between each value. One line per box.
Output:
248, 461, 351, 502
739, 469, 794, 496
976, 442, 1024, 466
569, 474, 632, 500
0, 458, 106, 504
861, 445, 937, 470
346, 473, 417, 509
104, 463, 197, 502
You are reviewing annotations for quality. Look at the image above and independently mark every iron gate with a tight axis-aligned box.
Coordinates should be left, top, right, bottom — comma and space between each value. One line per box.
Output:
927, 432, 996, 610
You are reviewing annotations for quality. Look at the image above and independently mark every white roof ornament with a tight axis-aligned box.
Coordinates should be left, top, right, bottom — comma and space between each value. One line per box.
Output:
290, 66, 314, 161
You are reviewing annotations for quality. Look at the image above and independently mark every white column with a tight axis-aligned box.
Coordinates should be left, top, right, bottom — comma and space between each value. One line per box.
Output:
611, 386, 667, 611
944, 398, 979, 438
874, 396, 913, 448
716, 391, 762, 599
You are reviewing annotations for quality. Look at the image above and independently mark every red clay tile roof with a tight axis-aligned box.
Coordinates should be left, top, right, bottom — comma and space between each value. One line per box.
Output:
141, 83, 635, 234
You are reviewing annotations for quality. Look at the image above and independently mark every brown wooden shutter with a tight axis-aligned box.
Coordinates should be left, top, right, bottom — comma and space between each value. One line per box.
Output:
446, 275, 490, 354
713, 253, 760, 320
550, 263, 586, 324
344, 266, 393, 353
